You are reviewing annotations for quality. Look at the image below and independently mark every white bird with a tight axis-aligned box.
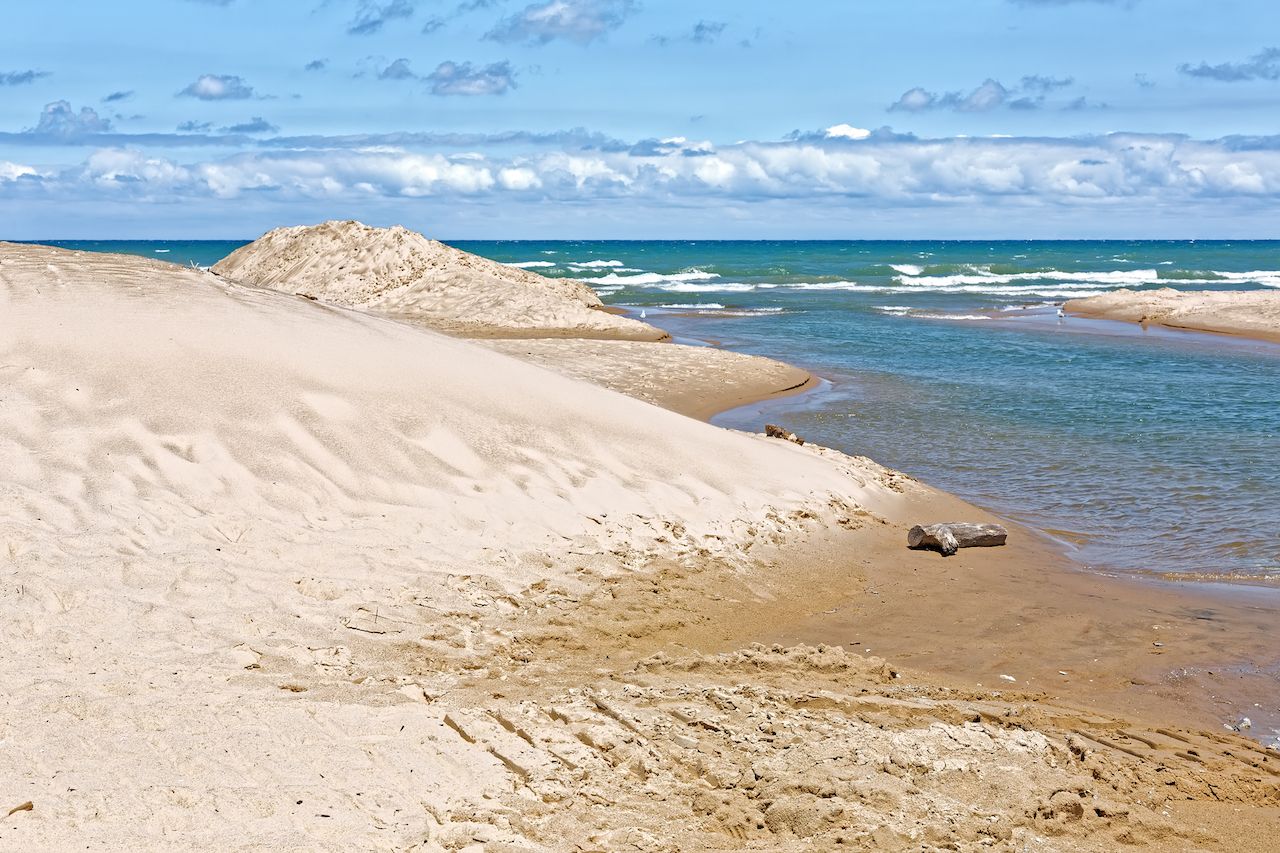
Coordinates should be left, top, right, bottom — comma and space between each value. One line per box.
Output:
640, 309, 647, 319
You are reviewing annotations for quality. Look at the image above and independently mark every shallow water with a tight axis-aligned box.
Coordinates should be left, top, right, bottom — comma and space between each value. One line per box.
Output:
40, 238, 1280, 581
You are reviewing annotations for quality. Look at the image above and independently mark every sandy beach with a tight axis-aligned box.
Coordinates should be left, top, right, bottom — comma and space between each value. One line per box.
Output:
4, 237, 1279, 851
1066, 287, 1280, 344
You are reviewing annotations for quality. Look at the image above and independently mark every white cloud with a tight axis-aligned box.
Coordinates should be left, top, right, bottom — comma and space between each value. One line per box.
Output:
32, 101, 113, 136
487, 0, 637, 45
824, 123, 871, 141
14, 134, 1280, 214
0, 161, 38, 181
178, 74, 256, 100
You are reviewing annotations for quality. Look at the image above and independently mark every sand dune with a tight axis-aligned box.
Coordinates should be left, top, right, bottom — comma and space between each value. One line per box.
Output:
212, 220, 668, 341
1066, 287, 1280, 344
4, 243, 1276, 851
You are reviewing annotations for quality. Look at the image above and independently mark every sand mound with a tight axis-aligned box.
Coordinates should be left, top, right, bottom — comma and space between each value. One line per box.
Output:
212, 219, 668, 340
1066, 287, 1280, 344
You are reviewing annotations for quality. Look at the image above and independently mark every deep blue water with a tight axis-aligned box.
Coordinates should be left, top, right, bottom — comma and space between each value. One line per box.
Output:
36, 239, 1280, 580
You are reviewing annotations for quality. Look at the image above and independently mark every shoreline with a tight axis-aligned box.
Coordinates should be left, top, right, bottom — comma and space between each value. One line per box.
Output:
661, 317, 1280, 741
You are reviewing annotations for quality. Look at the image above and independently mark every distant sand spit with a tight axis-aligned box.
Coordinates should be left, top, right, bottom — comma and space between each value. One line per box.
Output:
3, 243, 1277, 851
212, 220, 669, 341
1066, 287, 1280, 344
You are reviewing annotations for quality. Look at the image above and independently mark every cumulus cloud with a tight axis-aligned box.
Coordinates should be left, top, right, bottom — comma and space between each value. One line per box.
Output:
305, 59, 328, 72
488, 0, 637, 45
1179, 47, 1280, 82
425, 61, 516, 95
891, 75, 1083, 112
178, 74, 256, 100
1, 70, 50, 86
0, 160, 38, 181
348, 0, 416, 35
824, 124, 872, 141
31, 101, 113, 137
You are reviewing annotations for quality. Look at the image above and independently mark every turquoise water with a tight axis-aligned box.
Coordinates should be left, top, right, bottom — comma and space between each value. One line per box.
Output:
37, 239, 1280, 581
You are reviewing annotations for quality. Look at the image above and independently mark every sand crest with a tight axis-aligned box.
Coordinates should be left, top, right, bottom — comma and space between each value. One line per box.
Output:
1066, 287, 1280, 344
3, 243, 1277, 851
212, 220, 669, 341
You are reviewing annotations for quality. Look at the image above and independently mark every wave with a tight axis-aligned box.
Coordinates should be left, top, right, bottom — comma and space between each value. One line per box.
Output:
1216, 270, 1280, 288
658, 302, 725, 309
567, 260, 625, 269
895, 267, 1280, 289
896, 269, 1164, 287
889, 263, 924, 276
889, 285, 1110, 298
709, 307, 788, 316
653, 281, 756, 293
153, 249, 170, 254
506, 261, 557, 268
774, 281, 885, 292
585, 270, 719, 286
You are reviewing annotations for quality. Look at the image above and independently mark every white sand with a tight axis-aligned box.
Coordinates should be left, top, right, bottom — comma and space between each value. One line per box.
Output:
213, 220, 668, 341
4, 243, 1271, 851
1066, 287, 1280, 344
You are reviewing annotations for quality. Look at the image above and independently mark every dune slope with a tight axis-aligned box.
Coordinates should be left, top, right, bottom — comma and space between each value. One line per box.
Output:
212, 220, 668, 340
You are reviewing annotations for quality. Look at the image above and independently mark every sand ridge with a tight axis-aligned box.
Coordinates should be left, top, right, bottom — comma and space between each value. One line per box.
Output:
1066, 287, 1280, 344
212, 220, 669, 341
3, 243, 1278, 851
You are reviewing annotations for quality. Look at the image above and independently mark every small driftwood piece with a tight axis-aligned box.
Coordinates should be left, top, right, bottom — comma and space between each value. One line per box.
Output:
907, 522, 1007, 557
765, 424, 804, 445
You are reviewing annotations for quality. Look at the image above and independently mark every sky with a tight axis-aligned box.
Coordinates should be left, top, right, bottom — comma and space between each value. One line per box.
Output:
3, 0, 1280, 238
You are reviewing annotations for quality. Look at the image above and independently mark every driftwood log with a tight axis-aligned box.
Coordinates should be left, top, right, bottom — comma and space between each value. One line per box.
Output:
907, 522, 1007, 557
764, 424, 804, 445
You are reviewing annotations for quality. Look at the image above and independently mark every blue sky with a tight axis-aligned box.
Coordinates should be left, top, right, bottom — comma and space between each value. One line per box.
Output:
3, 0, 1280, 237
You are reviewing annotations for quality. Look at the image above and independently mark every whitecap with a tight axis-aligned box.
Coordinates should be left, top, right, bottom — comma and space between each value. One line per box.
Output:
584, 270, 720, 286
894, 269, 1163, 287
567, 260, 626, 269
655, 281, 756, 293
779, 281, 886, 292
889, 264, 923, 276
506, 261, 557, 269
